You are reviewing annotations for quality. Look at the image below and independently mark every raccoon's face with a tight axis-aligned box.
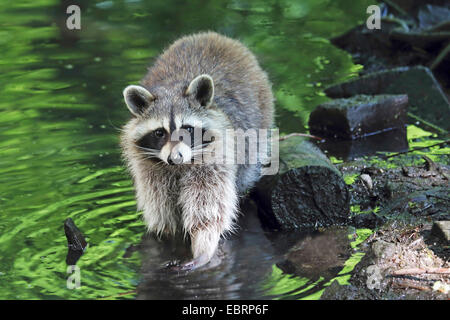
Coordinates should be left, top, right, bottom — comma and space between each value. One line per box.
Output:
122, 75, 218, 165
134, 123, 210, 165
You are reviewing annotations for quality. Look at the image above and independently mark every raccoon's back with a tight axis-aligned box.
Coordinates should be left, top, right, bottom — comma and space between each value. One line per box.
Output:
142, 32, 274, 129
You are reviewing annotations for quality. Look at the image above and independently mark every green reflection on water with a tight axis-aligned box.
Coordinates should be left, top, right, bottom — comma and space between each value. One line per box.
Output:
0, 0, 374, 299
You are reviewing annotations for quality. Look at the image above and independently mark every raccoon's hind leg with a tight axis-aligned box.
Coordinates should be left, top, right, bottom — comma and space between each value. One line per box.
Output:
175, 165, 238, 270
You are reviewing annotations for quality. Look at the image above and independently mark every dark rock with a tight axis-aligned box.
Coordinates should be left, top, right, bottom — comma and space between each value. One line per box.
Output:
431, 220, 450, 243
64, 218, 87, 265
309, 94, 408, 140
324, 66, 450, 131
251, 137, 350, 230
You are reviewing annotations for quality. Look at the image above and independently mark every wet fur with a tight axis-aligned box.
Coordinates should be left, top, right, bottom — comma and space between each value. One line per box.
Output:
120, 32, 274, 269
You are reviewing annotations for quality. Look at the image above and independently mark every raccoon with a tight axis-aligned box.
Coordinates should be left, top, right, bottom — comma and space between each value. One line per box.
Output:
120, 32, 274, 270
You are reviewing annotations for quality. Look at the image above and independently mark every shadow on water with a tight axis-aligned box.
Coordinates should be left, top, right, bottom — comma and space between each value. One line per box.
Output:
134, 200, 354, 300
316, 127, 409, 161
135, 200, 278, 299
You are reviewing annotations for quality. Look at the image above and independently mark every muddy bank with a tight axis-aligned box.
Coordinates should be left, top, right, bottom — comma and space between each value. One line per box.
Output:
316, 154, 450, 299
339, 155, 449, 229
320, 222, 449, 300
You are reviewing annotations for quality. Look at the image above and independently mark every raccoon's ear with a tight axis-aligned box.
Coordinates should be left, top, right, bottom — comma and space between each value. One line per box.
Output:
185, 74, 214, 107
123, 85, 155, 116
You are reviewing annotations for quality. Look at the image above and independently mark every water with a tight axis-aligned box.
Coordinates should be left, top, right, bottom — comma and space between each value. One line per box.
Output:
0, 0, 382, 299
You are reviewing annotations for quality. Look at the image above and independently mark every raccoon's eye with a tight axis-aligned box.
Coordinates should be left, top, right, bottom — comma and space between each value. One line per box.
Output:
154, 129, 165, 138
185, 126, 194, 134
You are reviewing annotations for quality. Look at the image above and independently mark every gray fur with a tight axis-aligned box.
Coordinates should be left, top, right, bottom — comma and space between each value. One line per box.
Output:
120, 32, 274, 269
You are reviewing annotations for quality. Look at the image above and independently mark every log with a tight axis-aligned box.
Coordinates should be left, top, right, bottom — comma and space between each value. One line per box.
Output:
251, 136, 350, 230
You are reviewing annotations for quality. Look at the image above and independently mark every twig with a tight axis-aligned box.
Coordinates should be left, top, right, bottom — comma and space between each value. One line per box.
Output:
279, 132, 323, 141
381, 17, 409, 31
392, 267, 450, 276
428, 21, 450, 33
430, 41, 450, 71
383, 140, 449, 159
392, 280, 431, 291
407, 113, 447, 135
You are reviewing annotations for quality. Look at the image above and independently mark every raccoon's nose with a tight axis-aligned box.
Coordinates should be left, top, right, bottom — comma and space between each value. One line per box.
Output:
168, 152, 183, 165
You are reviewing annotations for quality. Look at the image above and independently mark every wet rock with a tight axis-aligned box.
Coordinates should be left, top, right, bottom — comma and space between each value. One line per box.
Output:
431, 221, 450, 243
64, 218, 88, 265
324, 66, 450, 131
251, 137, 349, 230
309, 94, 408, 139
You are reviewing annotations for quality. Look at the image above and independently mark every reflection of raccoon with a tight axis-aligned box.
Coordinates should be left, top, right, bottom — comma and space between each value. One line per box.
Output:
120, 32, 274, 270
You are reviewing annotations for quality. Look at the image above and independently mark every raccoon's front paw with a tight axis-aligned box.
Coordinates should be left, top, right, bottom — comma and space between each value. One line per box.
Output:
162, 259, 181, 269
169, 254, 210, 272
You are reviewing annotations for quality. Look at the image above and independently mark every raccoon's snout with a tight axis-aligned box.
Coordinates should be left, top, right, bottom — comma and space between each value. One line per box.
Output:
167, 152, 183, 165
165, 142, 192, 165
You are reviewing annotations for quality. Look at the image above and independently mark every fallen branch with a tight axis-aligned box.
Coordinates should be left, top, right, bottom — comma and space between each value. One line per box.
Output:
392, 280, 431, 291
383, 140, 449, 159
391, 267, 450, 276
430, 41, 450, 70
279, 132, 323, 141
